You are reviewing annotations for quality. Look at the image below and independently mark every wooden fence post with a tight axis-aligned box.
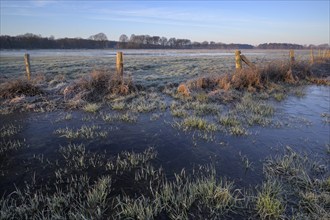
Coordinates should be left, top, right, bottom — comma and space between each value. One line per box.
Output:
116, 52, 123, 78
289, 50, 295, 64
240, 54, 256, 70
323, 50, 327, 58
235, 50, 242, 70
24, 53, 31, 81
310, 49, 314, 64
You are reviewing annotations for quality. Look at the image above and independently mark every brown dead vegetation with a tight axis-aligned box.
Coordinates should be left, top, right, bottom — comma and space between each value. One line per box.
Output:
0, 79, 43, 99
217, 74, 231, 91
30, 73, 47, 85
177, 83, 190, 96
63, 69, 136, 102
179, 59, 330, 96
0, 69, 137, 112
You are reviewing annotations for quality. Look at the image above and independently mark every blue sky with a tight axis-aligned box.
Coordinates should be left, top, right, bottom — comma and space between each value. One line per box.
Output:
1, 0, 329, 45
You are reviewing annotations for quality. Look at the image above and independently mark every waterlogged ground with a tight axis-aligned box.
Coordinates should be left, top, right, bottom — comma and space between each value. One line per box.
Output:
0, 49, 329, 219
1, 85, 329, 183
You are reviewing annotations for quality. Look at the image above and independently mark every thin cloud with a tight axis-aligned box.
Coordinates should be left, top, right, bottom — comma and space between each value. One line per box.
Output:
100, 6, 302, 33
31, 0, 57, 7
88, 14, 238, 32
93, 6, 289, 31
97, 7, 217, 23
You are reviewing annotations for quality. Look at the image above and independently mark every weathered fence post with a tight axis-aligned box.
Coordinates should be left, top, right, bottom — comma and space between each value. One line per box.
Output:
24, 53, 31, 81
235, 50, 242, 70
310, 48, 314, 64
323, 50, 327, 58
240, 54, 256, 70
116, 52, 123, 79
289, 50, 295, 64
235, 51, 256, 70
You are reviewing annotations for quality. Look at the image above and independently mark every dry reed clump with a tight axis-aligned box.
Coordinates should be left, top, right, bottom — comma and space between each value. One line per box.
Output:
228, 61, 310, 90
309, 60, 330, 84
313, 50, 330, 64
186, 76, 219, 91
231, 69, 263, 90
63, 69, 136, 102
177, 75, 227, 97
179, 60, 328, 95
0, 79, 43, 99
217, 74, 231, 91
306, 77, 330, 85
177, 83, 190, 96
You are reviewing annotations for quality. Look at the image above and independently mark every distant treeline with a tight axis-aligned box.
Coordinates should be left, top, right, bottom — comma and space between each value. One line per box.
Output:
116, 34, 254, 49
0, 33, 117, 49
0, 33, 329, 50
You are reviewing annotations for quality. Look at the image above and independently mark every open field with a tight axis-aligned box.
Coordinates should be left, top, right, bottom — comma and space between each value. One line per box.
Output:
0, 49, 313, 86
0, 49, 329, 219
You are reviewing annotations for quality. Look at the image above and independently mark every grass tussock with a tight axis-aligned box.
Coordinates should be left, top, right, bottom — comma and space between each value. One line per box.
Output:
102, 112, 138, 123
263, 147, 330, 219
178, 116, 218, 132
111, 101, 126, 110
0, 174, 112, 219
229, 125, 248, 136
218, 115, 240, 127
63, 69, 136, 103
82, 103, 101, 113
54, 125, 108, 139
236, 93, 274, 117
273, 92, 287, 102
256, 181, 285, 219
0, 79, 43, 99
0, 124, 21, 138
177, 83, 190, 96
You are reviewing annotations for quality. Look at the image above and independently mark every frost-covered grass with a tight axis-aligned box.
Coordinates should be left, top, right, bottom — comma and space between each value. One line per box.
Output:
1, 49, 313, 89
83, 103, 102, 113
54, 125, 108, 139
0, 139, 26, 155
0, 124, 21, 138
1, 146, 328, 219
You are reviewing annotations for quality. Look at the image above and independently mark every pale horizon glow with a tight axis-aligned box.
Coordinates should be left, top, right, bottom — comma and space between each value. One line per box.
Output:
0, 0, 329, 46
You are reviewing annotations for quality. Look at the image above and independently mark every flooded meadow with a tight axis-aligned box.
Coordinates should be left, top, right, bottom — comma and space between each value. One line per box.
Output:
0, 49, 329, 219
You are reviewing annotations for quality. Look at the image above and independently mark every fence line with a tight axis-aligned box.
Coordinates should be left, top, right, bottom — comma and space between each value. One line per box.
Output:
22, 50, 330, 79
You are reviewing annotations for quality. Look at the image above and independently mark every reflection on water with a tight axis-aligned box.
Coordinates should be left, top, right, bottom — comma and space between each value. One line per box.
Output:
0, 86, 329, 194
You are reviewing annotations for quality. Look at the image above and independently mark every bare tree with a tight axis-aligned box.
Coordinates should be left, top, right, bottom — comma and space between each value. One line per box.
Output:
88, 33, 108, 48
202, 41, 209, 45
160, 37, 167, 47
151, 36, 160, 45
118, 34, 129, 48
89, 33, 108, 41
119, 34, 128, 43
168, 38, 176, 48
